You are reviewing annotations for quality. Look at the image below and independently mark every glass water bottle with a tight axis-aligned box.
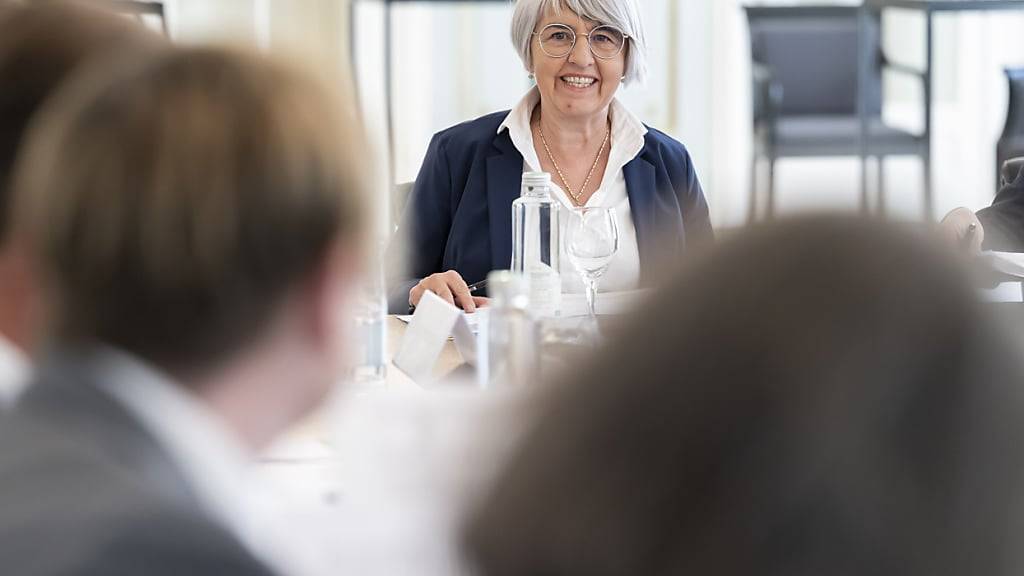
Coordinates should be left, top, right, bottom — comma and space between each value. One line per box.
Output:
481, 270, 536, 388
349, 241, 387, 383
511, 171, 561, 317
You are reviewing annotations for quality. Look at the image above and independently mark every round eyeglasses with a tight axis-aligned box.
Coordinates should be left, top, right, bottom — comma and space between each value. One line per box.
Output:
533, 23, 628, 60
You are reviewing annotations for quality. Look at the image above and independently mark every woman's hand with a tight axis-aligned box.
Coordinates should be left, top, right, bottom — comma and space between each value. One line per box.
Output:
940, 207, 985, 253
410, 270, 488, 312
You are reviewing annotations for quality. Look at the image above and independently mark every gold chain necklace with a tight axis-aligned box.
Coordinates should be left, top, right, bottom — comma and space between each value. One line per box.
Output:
536, 118, 610, 206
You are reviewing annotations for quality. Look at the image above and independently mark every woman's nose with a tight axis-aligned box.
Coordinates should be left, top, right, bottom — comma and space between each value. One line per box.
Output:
567, 34, 595, 66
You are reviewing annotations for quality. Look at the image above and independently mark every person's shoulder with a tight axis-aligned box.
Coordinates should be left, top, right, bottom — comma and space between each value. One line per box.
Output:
640, 125, 692, 161
0, 387, 252, 573
0, 432, 273, 576
431, 110, 510, 151
89, 506, 277, 575
23, 503, 272, 575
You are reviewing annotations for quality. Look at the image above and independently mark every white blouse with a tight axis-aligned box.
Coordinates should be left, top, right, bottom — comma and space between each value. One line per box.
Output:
498, 87, 645, 294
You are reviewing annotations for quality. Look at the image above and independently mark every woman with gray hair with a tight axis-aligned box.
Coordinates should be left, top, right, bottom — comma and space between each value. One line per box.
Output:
389, 0, 713, 313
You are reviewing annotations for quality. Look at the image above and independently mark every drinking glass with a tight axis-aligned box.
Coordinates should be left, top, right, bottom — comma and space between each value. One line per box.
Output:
564, 207, 619, 317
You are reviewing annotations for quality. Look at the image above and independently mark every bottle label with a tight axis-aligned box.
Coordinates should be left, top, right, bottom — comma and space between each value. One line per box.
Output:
527, 263, 561, 317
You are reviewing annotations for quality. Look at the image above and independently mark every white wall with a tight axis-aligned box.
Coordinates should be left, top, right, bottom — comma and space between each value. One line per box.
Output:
166, 0, 352, 85
166, 1, 1024, 228
165, 0, 395, 234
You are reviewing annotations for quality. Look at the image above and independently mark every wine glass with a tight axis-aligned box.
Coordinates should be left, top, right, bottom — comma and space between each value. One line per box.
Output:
565, 207, 619, 318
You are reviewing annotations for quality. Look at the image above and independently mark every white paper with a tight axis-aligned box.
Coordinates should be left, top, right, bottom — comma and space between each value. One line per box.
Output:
451, 311, 481, 366
397, 310, 484, 334
393, 291, 462, 384
983, 251, 1024, 278
979, 282, 1024, 303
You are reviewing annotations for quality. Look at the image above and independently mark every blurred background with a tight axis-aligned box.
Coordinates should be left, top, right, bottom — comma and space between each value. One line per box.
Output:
3, 4, 1019, 573
156, 0, 1024, 227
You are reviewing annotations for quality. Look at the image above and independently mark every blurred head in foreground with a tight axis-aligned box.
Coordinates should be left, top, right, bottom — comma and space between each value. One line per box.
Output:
465, 216, 1024, 576
13, 45, 368, 447
0, 0, 162, 352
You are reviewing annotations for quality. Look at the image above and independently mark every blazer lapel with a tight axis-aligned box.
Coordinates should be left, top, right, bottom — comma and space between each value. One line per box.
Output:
623, 155, 657, 284
487, 131, 525, 271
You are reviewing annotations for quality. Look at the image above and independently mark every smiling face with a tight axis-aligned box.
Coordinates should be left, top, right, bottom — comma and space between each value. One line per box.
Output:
530, 7, 627, 122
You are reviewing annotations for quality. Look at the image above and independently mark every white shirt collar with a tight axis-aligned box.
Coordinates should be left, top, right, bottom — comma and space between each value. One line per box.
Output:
497, 87, 648, 204
93, 348, 253, 521
0, 333, 28, 407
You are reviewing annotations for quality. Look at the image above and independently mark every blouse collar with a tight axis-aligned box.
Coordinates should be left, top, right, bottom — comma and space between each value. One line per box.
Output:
497, 87, 648, 183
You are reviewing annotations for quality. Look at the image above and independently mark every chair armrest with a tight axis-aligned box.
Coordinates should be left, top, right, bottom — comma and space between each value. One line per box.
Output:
880, 51, 926, 85
752, 62, 783, 126
1002, 157, 1024, 188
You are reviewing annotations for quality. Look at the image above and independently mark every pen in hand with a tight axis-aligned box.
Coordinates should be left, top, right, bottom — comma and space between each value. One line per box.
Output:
467, 280, 487, 294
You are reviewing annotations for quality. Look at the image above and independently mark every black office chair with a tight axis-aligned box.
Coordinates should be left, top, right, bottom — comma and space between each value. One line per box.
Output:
1001, 157, 1024, 188
997, 69, 1024, 190
108, 0, 167, 35
746, 5, 928, 221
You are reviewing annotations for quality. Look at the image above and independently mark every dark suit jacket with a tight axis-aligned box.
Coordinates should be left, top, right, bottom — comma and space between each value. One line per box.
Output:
0, 350, 277, 575
387, 111, 714, 312
979, 168, 1024, 252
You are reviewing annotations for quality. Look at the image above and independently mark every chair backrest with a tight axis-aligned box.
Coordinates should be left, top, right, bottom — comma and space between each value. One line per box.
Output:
391, 181, 415, 233
996, 69, 1024, 184
1001, 157, 1024, 188
746, 5, 881, 117
1001, 68, 1024, 140
109, 0, 167, 35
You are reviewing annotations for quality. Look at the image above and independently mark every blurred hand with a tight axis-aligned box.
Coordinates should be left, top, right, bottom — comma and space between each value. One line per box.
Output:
940, 207, 984, 253
410, 270, 489, 312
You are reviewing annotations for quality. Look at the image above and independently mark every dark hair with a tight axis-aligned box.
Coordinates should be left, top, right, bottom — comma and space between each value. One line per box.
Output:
465, 216, 1024, 576
14, 46, 368, 374
0, 0, 161, 243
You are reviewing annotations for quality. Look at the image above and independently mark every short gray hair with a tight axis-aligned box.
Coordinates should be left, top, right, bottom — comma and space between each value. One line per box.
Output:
510, 0, 647, 86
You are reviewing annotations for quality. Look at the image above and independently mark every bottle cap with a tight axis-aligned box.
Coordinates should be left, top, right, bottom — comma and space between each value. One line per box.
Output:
521, 172, 552, 196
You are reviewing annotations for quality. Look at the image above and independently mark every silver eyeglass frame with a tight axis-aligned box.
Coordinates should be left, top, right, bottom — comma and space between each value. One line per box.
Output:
532, 23, 630, 60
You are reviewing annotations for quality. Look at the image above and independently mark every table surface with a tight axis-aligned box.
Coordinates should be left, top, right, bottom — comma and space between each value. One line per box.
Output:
259, 316, 526, 576
275, 316, 462, 442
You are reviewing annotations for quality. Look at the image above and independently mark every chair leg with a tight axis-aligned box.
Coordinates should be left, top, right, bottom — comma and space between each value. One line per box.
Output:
749, 154, 759, 223
859, 155, 870, 214
767, 157, 777, 219
876, 156, 886, 216
923, 152, 934, 221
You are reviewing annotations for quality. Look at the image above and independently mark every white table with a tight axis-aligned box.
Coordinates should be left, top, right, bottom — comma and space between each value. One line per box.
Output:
257, 316, 531, 575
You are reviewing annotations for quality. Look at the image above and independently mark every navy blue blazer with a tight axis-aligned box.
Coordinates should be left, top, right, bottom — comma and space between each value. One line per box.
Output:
978, 166, 1024, 252
387, 110, 713, 312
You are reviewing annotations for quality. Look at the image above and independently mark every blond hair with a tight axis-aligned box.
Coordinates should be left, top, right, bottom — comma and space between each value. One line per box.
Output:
14, 46, 368, 371
0, 0, 163, 242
